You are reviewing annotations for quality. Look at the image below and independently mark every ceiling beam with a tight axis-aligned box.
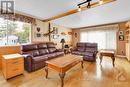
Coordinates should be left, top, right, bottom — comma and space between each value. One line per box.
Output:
43, 0, 116, 22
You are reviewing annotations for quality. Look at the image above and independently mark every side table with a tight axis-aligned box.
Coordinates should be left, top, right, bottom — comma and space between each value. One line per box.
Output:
2, 53, 24, 79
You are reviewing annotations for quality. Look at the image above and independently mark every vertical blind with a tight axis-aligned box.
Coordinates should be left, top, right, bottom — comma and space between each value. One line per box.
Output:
80, 25, 119, 50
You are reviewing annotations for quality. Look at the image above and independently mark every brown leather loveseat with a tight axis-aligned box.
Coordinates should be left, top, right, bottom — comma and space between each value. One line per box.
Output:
71, 42, 98, 61
22, 42, 64, 72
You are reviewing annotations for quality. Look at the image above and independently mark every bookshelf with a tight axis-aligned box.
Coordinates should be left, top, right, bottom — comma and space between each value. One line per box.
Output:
125, 21, 130, 61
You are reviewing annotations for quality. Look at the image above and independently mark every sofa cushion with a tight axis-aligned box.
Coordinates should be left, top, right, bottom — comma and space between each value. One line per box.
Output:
37, 43, 47, 49
85, 48, 96, 52
48, 48, 57, 53
81, 52, 94, 56
83, 56, 96, 61
77, 43, 86, 47
22, 44, 38, 51
32, 55, 48, 64
27, 50, 39, 57
71, 51, 82, 55
47, 43, 55, 48
77, 47, 85, 52
45, 53, 57, 59
39, 49, 49, 55
56, 52, 64, 56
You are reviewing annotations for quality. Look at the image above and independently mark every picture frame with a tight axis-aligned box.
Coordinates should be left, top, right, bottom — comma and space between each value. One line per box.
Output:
119, 35, 124, 41
37, 27, 40, 32
75, 33, 77, 38
119, 31, 124, 35
52, 35, 59, 39
53, 27, 58, 34
35, 27, 41, 38
36, 33, 41, 37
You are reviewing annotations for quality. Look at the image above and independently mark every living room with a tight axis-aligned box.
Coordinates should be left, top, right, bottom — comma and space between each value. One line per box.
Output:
0, 0, 130, 87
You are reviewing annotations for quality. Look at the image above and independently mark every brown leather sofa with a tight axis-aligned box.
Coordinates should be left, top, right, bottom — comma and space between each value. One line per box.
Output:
22, 42, 64, 72
71, 42, 98, 61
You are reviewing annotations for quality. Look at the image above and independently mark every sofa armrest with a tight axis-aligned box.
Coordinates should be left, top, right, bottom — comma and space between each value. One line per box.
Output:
22, 54, 33, 58
22, 54, 33, 72
94, 50, 98, 54
93, 51, 98, 57
71, 48, 77, 51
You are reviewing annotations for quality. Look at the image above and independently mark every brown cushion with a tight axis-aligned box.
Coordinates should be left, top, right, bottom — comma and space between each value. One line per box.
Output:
56, 52, 64, 56
71, 51, 82, 55
22, 44, 38, 51
37, 43, 47, 49
27, 50, 39, 57
77, 43, 86, 47
48, 48, 56, 53
80, 52, 94, 56
77, 47, 85, 52
86, 48, 97, 52
39, 49, 49, 55
45, 53, 57, 59
32, 56, 48, 63
86, 43, 97, 47
47, 43, 55, 48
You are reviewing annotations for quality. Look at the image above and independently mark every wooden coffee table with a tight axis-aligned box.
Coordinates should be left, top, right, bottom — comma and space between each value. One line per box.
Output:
99, 50, 115, 67
45, 55, 83, 87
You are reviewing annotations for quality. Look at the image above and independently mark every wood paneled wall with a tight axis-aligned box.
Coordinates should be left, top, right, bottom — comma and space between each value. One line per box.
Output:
117, 22, 126, 55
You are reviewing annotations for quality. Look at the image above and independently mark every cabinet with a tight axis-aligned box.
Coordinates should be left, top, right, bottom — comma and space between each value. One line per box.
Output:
125, 21, 130, 61
2, 54, 24, 79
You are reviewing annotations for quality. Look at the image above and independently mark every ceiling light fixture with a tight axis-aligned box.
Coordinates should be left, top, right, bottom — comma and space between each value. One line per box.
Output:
78, 5, 81, 12
99, 0, 103, 5
77, 0, 92, 11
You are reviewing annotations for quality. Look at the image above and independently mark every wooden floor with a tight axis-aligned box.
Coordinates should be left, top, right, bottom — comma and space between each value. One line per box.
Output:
0, 57, 130, 87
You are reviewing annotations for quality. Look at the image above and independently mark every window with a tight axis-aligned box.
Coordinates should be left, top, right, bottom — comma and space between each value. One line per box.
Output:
0, 17, 31, 45
80, 28, 118, 50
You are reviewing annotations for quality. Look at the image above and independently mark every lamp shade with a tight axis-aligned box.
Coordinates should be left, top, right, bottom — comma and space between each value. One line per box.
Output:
60, 38, 65, 43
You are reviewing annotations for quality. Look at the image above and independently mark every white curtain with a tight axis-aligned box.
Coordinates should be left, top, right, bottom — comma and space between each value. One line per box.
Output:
80, 25, 119, 50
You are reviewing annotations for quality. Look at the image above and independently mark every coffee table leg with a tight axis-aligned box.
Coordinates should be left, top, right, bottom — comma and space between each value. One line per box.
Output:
45, 66, 48, 79
81, 61, 84, 69
112, 57, 115, 67
100, 55, 103, 64
59, 73, 65, 87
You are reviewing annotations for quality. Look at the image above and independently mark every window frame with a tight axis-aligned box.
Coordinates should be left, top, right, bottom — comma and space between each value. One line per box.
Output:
0, 17, 32, 46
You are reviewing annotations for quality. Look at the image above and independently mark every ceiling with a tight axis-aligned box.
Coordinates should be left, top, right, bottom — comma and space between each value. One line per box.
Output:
15, 0, 130, 28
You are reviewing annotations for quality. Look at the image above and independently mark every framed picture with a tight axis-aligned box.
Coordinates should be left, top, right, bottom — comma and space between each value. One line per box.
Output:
37, 27, 40, 32
52, 35, 59, 39
119, 31, 124, 35
35, 27, 41, 38
36, 33, 41, 37
53, 27, 58, 34
75, 33, 77, 38
61, 32, 66, 36
119, 35, 124, 41
68, 32, 72, 35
